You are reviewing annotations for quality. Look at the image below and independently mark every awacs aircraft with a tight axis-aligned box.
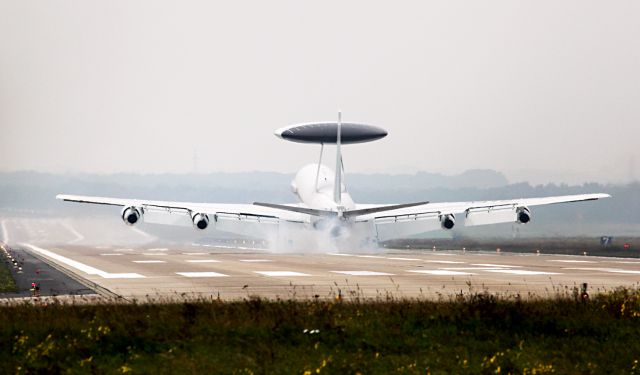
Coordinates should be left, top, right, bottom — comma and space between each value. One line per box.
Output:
58, 114, 610, 249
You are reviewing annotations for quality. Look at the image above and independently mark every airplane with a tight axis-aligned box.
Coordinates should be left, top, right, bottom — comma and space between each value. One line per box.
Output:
57, 113, 610, 250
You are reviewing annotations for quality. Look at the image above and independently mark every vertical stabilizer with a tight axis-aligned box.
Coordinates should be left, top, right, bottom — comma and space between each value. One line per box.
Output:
334, 111, 342, 205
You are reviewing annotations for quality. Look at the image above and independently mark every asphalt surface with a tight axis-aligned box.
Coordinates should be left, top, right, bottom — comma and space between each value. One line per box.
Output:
2, 217, 639, 301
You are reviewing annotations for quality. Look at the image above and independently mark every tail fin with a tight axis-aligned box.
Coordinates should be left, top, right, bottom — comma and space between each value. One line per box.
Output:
334, 111, 342, 205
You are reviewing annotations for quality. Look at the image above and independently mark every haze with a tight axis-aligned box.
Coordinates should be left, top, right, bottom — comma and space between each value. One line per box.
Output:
1, 1, 639, 184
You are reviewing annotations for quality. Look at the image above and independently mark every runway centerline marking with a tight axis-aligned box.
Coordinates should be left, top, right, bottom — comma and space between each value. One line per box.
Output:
326, 253, 354, 257
331, 271, 394, 276
424, 260, 465, 264
255, 271, 311, 277
472, 263, 522, 268
23, 244, 145, 279
409, 270, 475, 276
132, 260, 166, 264
186, 260, 220, 263
142, 253, 168, 256
100, 253, 123, 256
146, 248, 168, 252
182, 252, 208, 255
239, 259, 272, 262
176, 272, 228, 278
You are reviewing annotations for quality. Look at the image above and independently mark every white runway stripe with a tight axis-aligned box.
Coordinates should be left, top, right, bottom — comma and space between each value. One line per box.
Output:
357, 255, 386, 259
183, 252, 208, 255
176, 272, 228, 278
548, 260, 596, 263
387, 257, 421, 261
424, 260, 465, 264
409, 270, 474, 276
472, 263, 522, 268
142, 253, 168, 256
239, 259, 272, 262
331, 271, 394, 276
186, 260, 220, 263
484, 269, 558, 275
100, 253, 123, 256
326, 253, 354, 257
255, 271, 311, 277
565, 267, 640, 274
23, 244, 145, 279
146, 248, 169, 252
133, 260, 166, 264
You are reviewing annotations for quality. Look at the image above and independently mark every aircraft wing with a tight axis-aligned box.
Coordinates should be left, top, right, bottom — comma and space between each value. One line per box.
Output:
357, 193, 610, 240
56, 194, 308, 237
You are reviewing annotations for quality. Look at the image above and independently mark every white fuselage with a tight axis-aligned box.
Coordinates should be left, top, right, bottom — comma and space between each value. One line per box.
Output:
291, 164, 355, 213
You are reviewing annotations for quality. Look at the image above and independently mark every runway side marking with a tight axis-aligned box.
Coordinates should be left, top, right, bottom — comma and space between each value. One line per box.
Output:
564, 267, 640, 274
100, 253, 123, 256
239, 259, 272, 262
176, 272, 229, 278
255, 271, 311, 277
611, 261, 640, 265
409, 270, 475, 276
61, 221, 84, 244
424, 260, 465, 264
23, 244, 145, 279
547, 260, 596, 263
472, 263, 522, 268
331, 271, 394, 276
132, 260, 166, 264
484, 269, 559, 275
387, 257, 421, 261
186, 260, 221, 263
1, 220, 9, 244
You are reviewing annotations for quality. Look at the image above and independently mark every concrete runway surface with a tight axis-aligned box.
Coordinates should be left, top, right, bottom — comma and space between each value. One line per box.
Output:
2, 217, 639, 301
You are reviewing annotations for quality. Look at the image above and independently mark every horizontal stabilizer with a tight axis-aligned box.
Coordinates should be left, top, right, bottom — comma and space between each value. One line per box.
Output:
253, 201, 429, 218
342, 201, 429, 218
252, 202, 338, 217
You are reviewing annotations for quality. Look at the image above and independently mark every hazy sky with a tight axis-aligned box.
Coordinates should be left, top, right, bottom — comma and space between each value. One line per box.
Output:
1, 1, 639, 184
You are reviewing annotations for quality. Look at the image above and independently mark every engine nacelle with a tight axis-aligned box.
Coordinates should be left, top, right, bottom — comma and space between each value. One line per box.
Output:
121, 206, 142, 226
192, 213, 210, 230
440, 214, 456, 230
516, 206, 531, 224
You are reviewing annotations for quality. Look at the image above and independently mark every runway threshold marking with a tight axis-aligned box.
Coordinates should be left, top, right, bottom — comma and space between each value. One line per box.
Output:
23, 244, 145, 279
176, 272, 228, 278
330, 271, 394, 276
255, 271, 311, 277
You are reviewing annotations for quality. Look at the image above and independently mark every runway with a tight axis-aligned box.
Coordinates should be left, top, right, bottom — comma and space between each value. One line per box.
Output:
2, 217, 639, 301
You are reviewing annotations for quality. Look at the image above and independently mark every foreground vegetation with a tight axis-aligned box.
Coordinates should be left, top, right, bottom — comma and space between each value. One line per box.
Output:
1, 289, 640, 374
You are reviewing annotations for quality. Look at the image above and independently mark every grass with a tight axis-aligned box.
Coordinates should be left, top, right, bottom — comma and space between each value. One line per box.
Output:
0, 256, 18, 293
1, 289, 640, 374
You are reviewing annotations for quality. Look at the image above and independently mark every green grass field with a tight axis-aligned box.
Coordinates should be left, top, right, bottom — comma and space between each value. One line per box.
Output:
0, 257, 17, 293
1, 289, 640, 374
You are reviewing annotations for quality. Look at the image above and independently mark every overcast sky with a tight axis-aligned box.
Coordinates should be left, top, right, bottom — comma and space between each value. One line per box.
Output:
1, 1, 638, 184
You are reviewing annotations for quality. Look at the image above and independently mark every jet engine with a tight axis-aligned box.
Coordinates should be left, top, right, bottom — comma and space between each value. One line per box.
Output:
516, 206, 531, 224
121, 206, 142, 226
440, 214, 455, 230
192, 213, 210, 230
